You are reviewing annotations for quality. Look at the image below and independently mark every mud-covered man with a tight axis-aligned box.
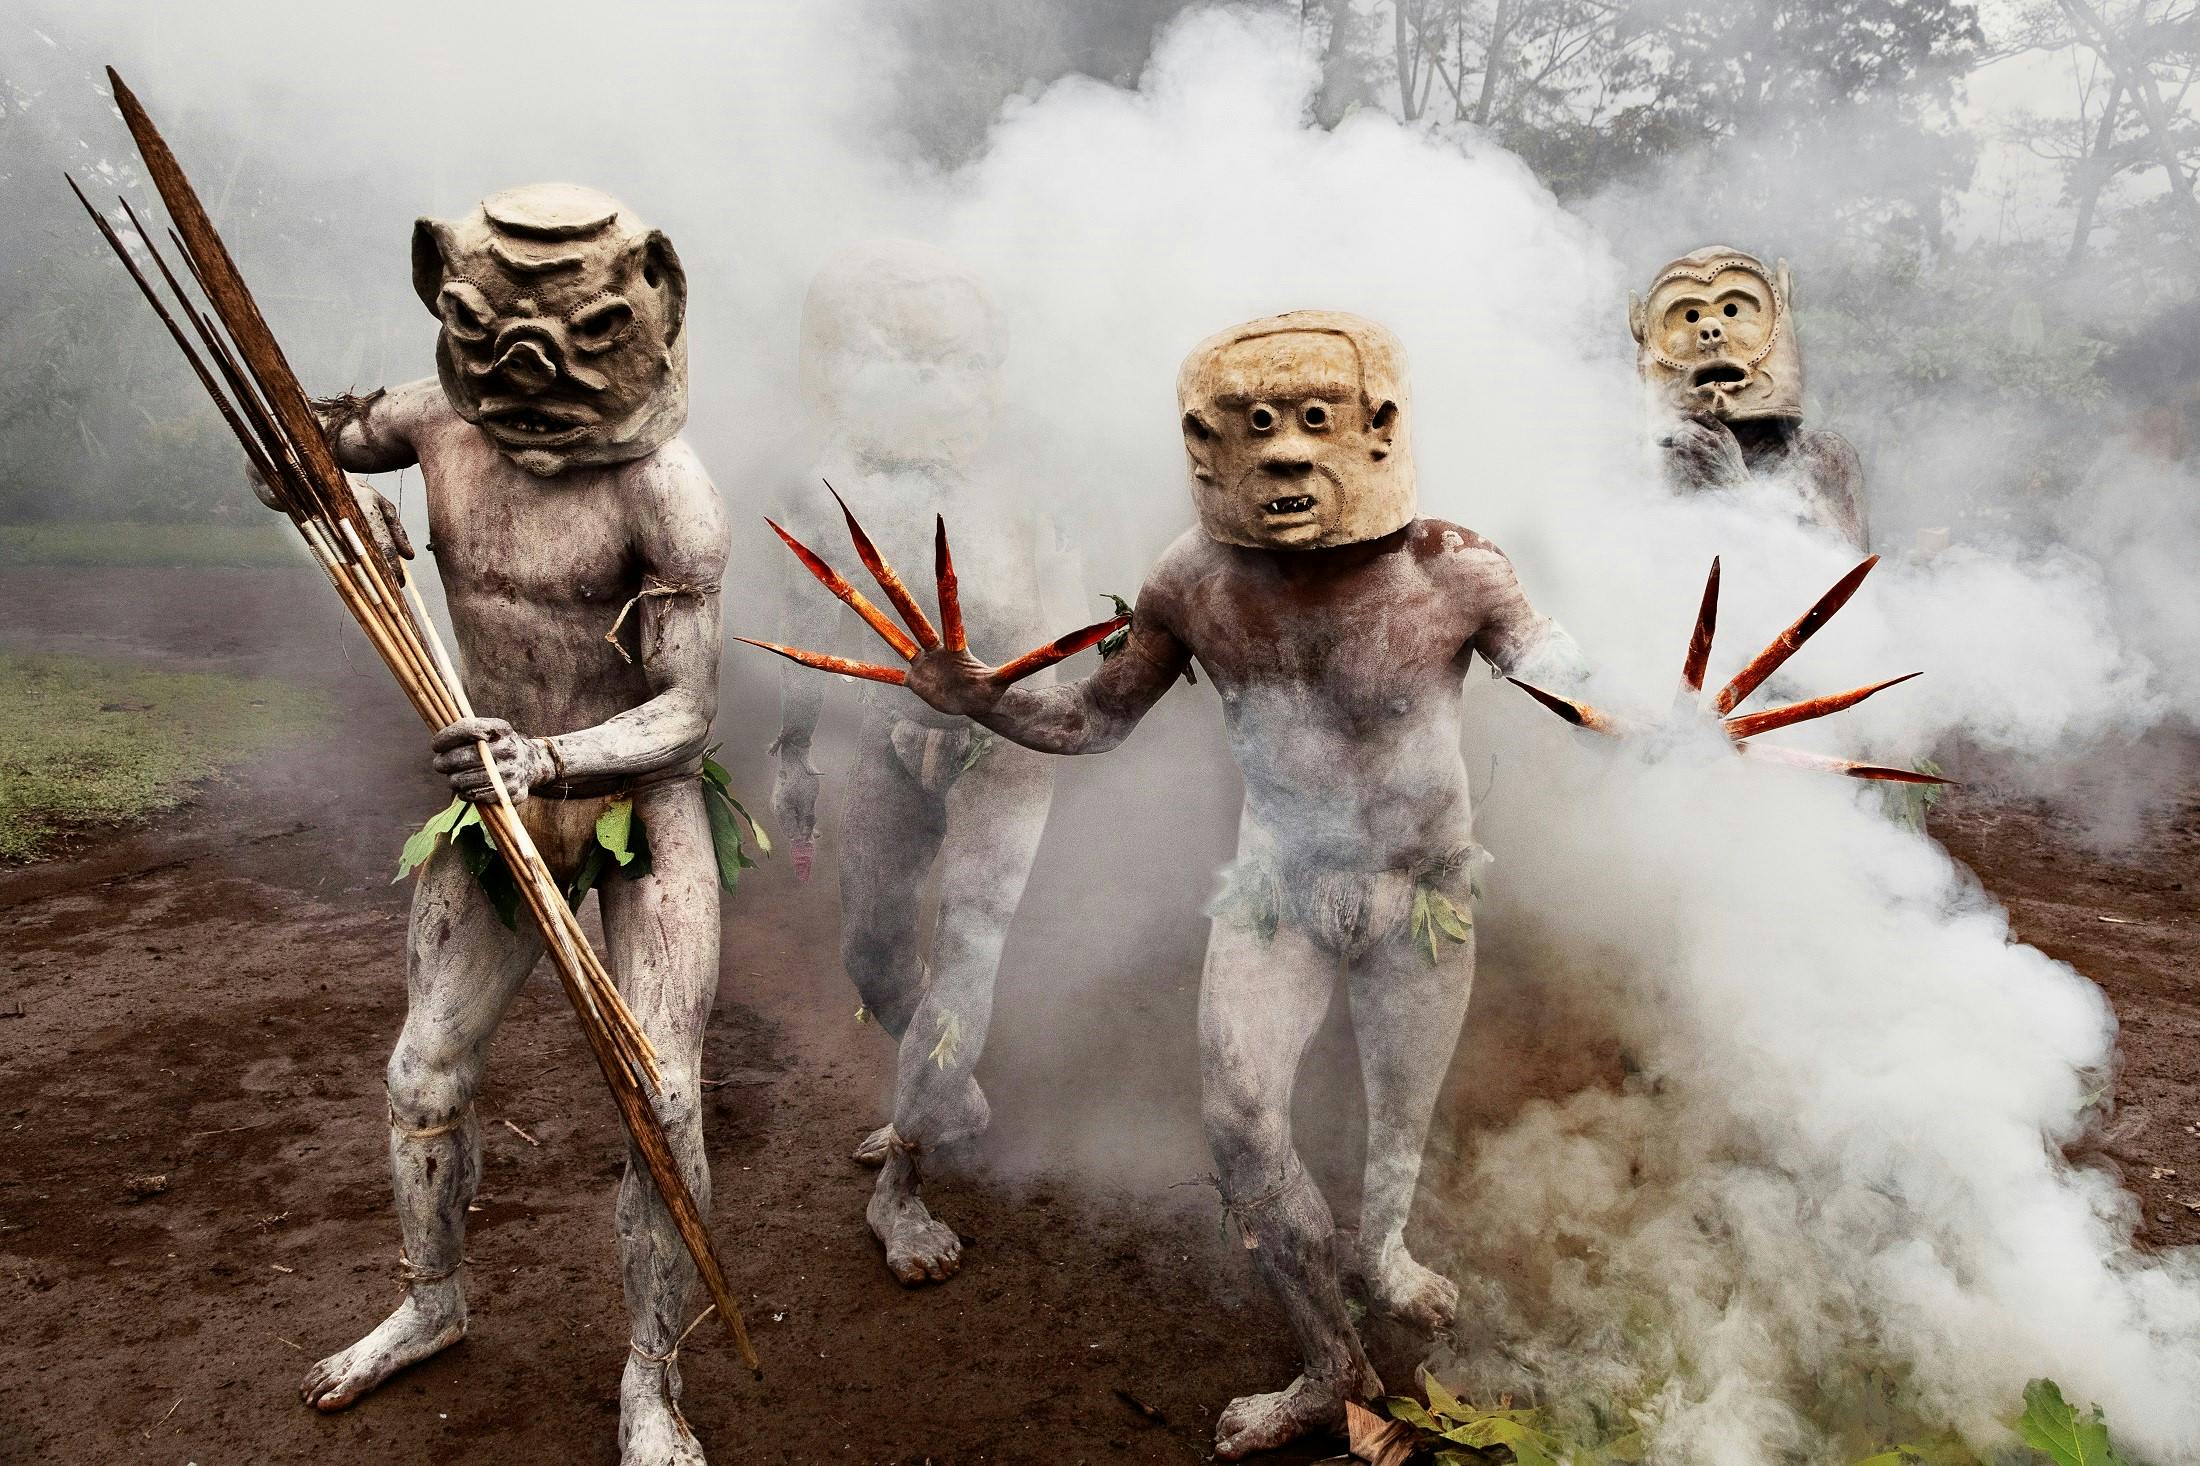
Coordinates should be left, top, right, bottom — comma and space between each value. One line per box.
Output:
258, 184, 732, 1466
769, 240, 1085, 1285
1634, 245, 1868, 547
877, 311, 1585, 1456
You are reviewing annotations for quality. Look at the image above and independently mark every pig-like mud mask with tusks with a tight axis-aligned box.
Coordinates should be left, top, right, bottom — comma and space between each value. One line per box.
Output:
1178, 311, 1415, 551
1629, 246, 1803, 425
412, 183, 687, 477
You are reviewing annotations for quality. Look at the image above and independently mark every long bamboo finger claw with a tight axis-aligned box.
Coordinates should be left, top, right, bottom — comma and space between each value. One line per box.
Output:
1679, 556, 1720, 699
765, 517, 919, 660
1722, 672, 1921, 741
1738, 742, 1952, 785
1506, 678, 1625, 735
993, 616, 1131, 685
825, 482, 939, 650
734, 637, 908, 685
1714, 555, 1879, 715
935, 516, 966, 653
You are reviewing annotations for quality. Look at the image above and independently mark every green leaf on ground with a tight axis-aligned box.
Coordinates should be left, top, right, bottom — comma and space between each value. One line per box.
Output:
2016, 1379, 2128, 1466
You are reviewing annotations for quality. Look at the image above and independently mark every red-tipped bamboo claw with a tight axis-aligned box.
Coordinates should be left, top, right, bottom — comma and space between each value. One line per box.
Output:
765, 518, 919, 660
935, 516, 966, 653
734, 637, 907, 686
1722, 672, 1921, 741
1679, 556, 1720, 698
1738, 744, 1950, 785
1713, 555, 1878, 715
1507, 554, 1945, 787
1506, 678, 1626, 735
994, 616, 1130, 685
826, 482, 939, 650
745, 492, 1129, 696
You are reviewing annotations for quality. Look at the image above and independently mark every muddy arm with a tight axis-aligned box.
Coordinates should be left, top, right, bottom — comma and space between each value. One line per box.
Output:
1453, 533, 1589, 690
1796, 428, 1869, 550
543, 451, 730, 788
907, 582, 1189, 756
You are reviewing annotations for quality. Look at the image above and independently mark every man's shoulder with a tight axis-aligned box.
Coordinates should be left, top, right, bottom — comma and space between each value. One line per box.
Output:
1409, 517, 1509, 570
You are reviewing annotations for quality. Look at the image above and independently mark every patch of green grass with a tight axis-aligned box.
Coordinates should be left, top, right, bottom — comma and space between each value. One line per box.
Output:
0, 521, 304, 569
0, 651, 326, 861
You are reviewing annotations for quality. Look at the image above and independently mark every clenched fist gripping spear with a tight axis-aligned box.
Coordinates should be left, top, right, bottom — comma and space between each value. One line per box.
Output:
751, 309, 1938, 1459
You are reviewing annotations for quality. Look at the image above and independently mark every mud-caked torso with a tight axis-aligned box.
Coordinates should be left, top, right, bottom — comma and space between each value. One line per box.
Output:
400, 386, 716, 740
1144, 519, 1522, 876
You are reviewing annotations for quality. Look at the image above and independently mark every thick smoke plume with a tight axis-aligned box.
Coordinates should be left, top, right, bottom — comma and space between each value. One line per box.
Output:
13, 1, 2200, 1459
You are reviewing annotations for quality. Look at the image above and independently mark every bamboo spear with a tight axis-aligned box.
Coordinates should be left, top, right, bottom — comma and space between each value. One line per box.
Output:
74, 67, 757, 1373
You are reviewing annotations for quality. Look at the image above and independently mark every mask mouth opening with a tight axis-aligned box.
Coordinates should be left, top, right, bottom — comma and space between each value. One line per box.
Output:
1690, 361, 1749, 388
481, 401, 592, 443
1262, 493, 1318, 516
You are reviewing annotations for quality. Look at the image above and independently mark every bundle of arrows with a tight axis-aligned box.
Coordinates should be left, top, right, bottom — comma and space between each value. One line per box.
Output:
69, 67, 756, 1373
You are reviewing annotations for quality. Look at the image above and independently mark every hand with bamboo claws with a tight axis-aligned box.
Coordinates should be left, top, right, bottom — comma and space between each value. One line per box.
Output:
1506, 553, 1950, 786
739, 486, 1129, 720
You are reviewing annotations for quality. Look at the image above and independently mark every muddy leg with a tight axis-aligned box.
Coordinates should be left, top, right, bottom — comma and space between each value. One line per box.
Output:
301, 843, 541, 1411
599, 781, 721, 1466
869, 741, 1053, 1284
1202, 916, 1380, 1459
1346, 920, 1474, 1333
837, 713, 945, 1167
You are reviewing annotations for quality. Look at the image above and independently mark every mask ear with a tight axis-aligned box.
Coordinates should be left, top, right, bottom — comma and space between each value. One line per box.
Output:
634, 230, 687, 343
1775, 259, 1794, 310
1180, 408, 1218, 480
411, 218, 456, 314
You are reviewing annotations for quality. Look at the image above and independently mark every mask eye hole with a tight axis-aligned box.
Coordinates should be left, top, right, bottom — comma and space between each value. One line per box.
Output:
436, 283, 494, 342
1300, 402, 1330, 431
1248, 404, 1277, 434
570, 298, 635, 354
1684, 308, 1700, 323
1723, 303, 1739, 317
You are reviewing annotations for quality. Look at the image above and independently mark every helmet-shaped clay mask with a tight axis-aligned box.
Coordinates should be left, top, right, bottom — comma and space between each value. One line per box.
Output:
1177, 311, 1414, 551
1629, 246, 1802, 424
800, 239, 1005, 471
412, 183, 687, 477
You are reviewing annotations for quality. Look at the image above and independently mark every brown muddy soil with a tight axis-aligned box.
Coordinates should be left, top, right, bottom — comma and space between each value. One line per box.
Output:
2, 565, 2195, 1465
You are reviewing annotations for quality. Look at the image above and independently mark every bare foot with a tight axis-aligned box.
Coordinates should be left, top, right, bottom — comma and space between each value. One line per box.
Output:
619, 1353, 706, 1465
851, 1123, 896, 1168
1362, 1238, 1458, 1332
1213, 1367, 1378, 1459
866, 1150, 961, 1285
300, 1286, 466, 1411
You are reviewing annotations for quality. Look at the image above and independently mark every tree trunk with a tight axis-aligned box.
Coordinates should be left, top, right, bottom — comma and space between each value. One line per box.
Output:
2066, 76, 2125, 266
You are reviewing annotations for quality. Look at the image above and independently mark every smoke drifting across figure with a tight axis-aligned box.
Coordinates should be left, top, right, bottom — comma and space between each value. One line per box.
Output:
754, 309, 1591, 1456
276, 185, 735, 1466
765, 241, 1093, 1285
1634, 246, 1869, 548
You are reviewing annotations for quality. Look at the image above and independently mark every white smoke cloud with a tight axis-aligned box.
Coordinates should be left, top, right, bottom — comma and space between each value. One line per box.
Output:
24, 1, 2200, 1458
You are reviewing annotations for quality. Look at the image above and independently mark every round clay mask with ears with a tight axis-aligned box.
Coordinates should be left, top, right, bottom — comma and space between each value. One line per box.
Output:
412, 183, 688, 477
1631, 246, 1803, 424
1176, 310, 1415, 551
799, 240, 1005, 471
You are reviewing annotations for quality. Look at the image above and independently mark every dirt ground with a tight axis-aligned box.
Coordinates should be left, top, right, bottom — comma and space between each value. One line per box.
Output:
3, 565, 2195, 1465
